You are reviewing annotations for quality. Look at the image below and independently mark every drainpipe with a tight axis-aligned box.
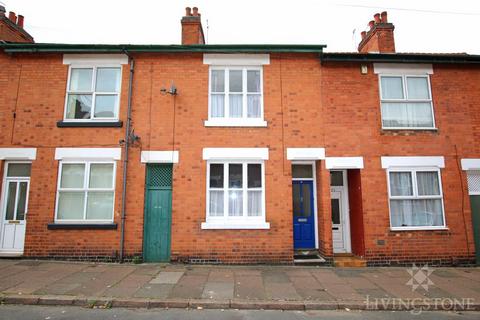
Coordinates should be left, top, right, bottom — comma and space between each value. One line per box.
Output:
119, 50, 134, 263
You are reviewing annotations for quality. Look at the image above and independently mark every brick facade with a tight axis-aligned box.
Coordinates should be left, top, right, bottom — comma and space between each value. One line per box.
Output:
0, 8, 478, 265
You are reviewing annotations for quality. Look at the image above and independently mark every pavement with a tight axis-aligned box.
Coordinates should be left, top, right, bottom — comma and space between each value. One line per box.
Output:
0, 259, 479, 312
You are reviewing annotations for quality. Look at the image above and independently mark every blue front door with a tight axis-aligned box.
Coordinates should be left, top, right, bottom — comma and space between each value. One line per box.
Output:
292, 180, 315, 249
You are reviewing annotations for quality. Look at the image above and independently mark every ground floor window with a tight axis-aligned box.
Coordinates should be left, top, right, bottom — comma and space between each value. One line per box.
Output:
55, 161, 115, 222
387, 168, 445, 229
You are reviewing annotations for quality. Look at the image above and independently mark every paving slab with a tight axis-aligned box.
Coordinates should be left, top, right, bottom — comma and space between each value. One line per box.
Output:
134, 284, 174, 299
234, 275, 266, 300
202, 281, 234, 299
265, 282, 302, 300
102, 273, 153, 298
149, 271, 184, 284
169, 275, 207, 299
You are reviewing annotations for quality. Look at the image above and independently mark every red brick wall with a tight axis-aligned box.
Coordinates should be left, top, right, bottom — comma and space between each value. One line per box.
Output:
0, 20, 33, 43
1, 50, 478, 265
321, 62, 479, 265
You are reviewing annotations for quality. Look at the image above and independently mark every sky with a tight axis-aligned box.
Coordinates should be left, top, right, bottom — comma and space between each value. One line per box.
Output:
4, 0, 480, 54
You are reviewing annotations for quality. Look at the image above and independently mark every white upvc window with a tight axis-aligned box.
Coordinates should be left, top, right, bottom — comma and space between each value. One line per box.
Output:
379, 74, 435, 129
64, 66, 121, 121
206, 67, 266, 127
203, 161, 268, 229
55, 161, 116, 223
387, 167, 446, 230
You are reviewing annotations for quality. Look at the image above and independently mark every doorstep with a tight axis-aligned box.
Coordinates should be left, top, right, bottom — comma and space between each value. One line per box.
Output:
333, 254, 367, 267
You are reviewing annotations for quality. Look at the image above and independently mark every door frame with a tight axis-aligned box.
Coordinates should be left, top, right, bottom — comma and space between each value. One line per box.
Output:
292, 161, 318, 249
330, 169, 351, 254
0, 161, 31, 255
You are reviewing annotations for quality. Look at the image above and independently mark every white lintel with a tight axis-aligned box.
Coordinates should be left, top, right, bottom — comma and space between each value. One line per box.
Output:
55, 148, 122, 161
286, 148, 325, 161
373, 63, 433, 75
63, 54, 129, 65
203, 54, 270, 66
203, 148, 269, 160
141, 151, 179, 163
0, 148, 37, 160
381, 156, 445, 169
461, 159, 480, 171
325, 157, 364, 169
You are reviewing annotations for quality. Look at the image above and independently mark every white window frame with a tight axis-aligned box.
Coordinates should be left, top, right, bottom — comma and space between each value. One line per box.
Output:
386, 166, 446, 231
379, 74, 436, 130
202, 160, 269, 229
205, 66, 267, 127
54, 160, 116, 224
63, 64, 122, 122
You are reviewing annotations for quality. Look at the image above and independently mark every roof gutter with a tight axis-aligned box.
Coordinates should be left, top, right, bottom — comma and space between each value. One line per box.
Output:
320, 52, 480, 64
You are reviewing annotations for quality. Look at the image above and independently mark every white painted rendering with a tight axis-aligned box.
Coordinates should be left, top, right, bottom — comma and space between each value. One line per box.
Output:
63, 54, 129, 65
325, 157, 364, 169
286, 148, 325, 160
141, 151, 179, 163
54, 148, 122, 160
202, 148, 269, 160
461, 159, 480, 171
0, 148, 37, 160
381, 156, 445, 169
203, 54, 270, 65
373, 63, 433, 75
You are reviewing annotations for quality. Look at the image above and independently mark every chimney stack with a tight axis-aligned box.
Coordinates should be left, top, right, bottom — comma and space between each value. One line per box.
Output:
358, 11, 395, 53
17, 15, 24, 28
181, 6, 205, 45
0, 5, 5, 17
8, 11, 17, 24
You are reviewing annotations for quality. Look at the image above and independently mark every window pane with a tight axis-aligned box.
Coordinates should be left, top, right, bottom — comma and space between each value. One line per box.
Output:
94, 95, 117, 118
96, 68, 120, 92
390, 199, 443, 227
248, 190, 262, 216
228, 190, 243, 216
247, 95, 261, 118
86, 191, 114, 220
57, 192, 85, 220
69, 68, 93, 91
381, 76, 404, 99
229, 70, 242, 92
229, 94, 243, 117
330, 171, 343, 186
248, 164, 262, 188
16, 182, 28, 220
407, 77, 429, 99
211, 94, 225, 117
211, 70, 225, 92
5, 182, 16, 220
66, 94, 92, 119
301, 184, 312, 217
381, 102, 434, 128
389, 172, 413, 196
292, 183, 301, 215
229, 164, 242, 188
209, 164, 224, 188
7, 163, 31, 177
293, 165, 313, 179
417, 171, 440, 196
331, 198, 340, 224
247, 70, 261, 92
89, 164, 114, 188
209, 190, 224, 216
61, 164, 85, 188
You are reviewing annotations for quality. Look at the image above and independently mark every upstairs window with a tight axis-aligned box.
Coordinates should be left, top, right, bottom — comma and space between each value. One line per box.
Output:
209, 67, 263, 125
65, 67, 121, 121
379, 75, 435, 129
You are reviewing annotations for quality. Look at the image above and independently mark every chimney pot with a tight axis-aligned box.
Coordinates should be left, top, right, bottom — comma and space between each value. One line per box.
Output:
0, 5, 5, 16
380, 11, 388, 23
361, 31, 367, 40
368, 20, 375, 30
17, 15, 24, 28
374, 13, 381, 24
185, 7, 192, 16
192, 7, 199, 16
8, 11, 17, 23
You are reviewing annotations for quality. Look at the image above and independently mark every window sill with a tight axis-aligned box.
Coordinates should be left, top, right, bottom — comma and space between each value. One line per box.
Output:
390, 226, 448, 231
201, 221, 270, 230
47, 223, 117, 230
204, 119, 267, 127
57, 121, 123, 128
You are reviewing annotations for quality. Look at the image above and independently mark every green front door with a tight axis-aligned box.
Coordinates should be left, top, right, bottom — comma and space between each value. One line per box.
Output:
143, 164, 173, 262
470, 196, 480, 265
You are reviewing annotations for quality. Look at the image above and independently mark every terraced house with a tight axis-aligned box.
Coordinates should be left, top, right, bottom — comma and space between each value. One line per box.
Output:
1, 6, 479, 266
